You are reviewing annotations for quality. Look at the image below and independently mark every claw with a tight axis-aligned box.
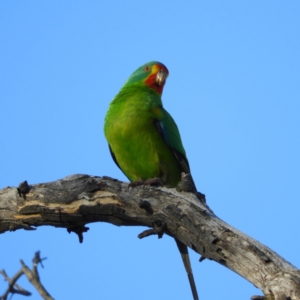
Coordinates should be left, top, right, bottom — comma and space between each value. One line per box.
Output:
128, 177, 164, 189
128, 180, 145, 189
143, 177, 163, 187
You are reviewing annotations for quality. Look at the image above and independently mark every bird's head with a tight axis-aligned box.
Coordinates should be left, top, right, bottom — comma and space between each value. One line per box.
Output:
126, 61, 169, 95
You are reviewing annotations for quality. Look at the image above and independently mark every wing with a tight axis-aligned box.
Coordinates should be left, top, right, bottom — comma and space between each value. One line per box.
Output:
153, 108, 191, 175
108, 144, 130, 179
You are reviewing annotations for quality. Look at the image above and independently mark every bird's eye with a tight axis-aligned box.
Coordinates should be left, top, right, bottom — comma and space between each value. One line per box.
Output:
144, 66, 150, 72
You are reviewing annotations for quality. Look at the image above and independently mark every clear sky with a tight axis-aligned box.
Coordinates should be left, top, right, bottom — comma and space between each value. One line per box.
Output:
1, 1, 300, 299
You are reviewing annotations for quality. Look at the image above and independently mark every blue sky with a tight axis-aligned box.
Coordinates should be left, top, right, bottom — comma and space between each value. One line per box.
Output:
1, 1, 300, 299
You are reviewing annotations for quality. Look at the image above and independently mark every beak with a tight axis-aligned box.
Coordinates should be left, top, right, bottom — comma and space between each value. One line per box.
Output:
155, 69, 168, 86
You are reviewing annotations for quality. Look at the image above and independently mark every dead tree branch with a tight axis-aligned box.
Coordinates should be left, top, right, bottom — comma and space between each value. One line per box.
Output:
0, 174, 299, 300
0, 252, 53, 300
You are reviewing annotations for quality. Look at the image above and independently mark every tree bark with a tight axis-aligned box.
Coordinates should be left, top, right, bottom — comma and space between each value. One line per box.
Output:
0, 174, 299, 300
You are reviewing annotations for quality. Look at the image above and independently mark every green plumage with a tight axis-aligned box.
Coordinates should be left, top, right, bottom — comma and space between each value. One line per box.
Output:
104, 61, 190, 187
104, 61, 198, 300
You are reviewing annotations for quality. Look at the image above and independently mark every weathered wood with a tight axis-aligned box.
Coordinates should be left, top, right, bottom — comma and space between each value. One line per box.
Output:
0, 174, 299, 299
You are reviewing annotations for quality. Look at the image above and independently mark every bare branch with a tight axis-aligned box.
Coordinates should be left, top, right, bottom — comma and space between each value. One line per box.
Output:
0, 252, 52, 300
20, 252, 53, 300
0, 174, 300, 299
0, 269, 31, 299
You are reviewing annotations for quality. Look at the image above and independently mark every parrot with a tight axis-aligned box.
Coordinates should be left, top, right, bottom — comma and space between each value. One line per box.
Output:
104, 61, 199, 300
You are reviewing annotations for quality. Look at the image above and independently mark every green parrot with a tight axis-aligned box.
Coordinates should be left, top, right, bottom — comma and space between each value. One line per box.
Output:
104, 61, 199, 300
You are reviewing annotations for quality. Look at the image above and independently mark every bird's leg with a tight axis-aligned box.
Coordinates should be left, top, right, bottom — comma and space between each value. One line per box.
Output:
128, 177, 164, 189
128, 179, 145, 189
144, 177, 163, 186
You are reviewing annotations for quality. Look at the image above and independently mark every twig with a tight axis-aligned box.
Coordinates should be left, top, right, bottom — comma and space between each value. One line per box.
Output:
0, 252, 53, 300
0, 269, 31, 300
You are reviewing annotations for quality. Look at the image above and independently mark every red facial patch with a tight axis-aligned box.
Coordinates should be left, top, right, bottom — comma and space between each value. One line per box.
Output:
145, 73, 164, 94
144, 64, 168, 95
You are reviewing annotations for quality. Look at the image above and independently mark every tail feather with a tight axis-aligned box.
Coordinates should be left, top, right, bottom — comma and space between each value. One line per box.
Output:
175, 239, 199, 300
